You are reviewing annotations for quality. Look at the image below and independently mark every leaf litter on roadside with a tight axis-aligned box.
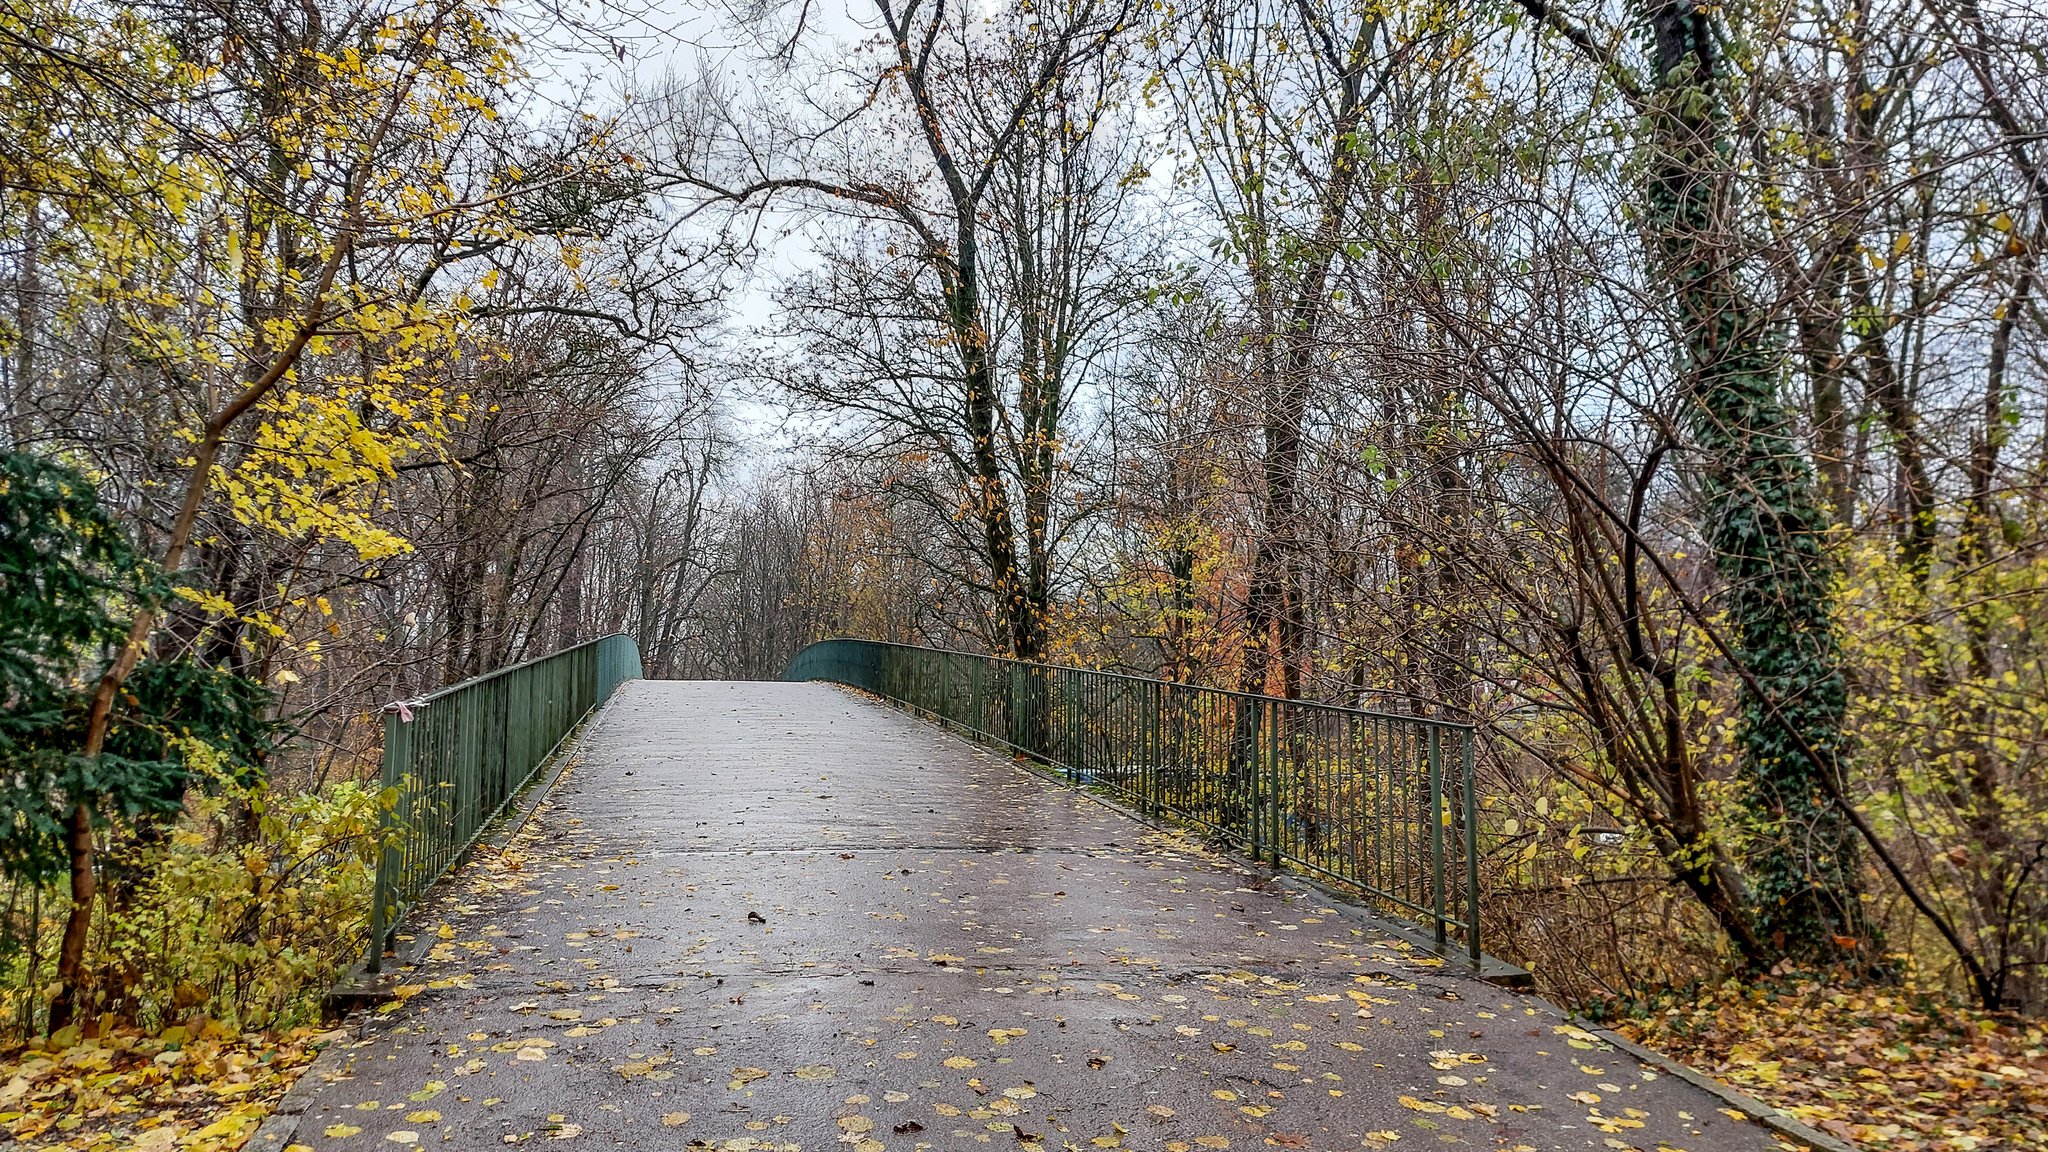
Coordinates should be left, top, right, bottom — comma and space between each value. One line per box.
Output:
0, 1021, 336, 1151
1609, 979, 2046, 1152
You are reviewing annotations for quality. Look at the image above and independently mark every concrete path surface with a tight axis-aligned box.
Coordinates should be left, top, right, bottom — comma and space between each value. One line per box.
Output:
288, 681, 1787, 1152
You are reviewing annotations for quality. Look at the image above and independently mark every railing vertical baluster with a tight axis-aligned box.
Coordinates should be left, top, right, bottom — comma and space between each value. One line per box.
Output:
1463, 729, 1480, 963
1263, 698, 1279, 867
367, 705, 406, 974
1429, 724, 1446, 948
1144, 680, 1158, 817
1064, 667, 1078, 781
1247, 701, 1263, 860
1377, 717, 1389, 904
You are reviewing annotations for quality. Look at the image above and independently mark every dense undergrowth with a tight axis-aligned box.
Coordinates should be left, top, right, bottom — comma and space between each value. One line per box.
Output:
1, 780, 382, 1039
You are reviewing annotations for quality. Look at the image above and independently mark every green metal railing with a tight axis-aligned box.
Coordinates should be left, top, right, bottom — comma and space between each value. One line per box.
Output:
784, 639, 1482, 963
366, 633, 641, 971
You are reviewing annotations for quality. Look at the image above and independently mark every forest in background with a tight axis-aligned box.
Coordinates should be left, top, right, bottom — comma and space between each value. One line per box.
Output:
0, 0, 2044, 1145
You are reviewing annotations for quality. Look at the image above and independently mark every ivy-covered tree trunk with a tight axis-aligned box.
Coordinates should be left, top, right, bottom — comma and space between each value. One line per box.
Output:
1642, 0, 1864, 961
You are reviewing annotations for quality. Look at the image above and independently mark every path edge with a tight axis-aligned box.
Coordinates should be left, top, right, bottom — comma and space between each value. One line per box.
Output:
1574, 1018, 1859, 1152
246, 688, 631, 1152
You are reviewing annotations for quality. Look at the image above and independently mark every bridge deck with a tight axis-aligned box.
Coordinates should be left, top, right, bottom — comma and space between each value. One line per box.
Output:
290, 680, 1776, 1150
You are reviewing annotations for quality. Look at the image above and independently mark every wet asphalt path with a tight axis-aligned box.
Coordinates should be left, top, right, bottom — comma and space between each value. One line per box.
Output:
291, 680, 1784, 1152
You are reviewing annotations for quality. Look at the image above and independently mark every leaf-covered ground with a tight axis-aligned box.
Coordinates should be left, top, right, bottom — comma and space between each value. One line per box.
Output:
9, 974, 2045, 1152
0, 1021, 337, 1150
1608, 981, 2047, 1152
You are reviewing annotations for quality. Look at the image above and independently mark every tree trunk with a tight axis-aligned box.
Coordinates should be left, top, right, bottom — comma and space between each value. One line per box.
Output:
1641, 0, 1863, 961
1232, 14, 1378, 703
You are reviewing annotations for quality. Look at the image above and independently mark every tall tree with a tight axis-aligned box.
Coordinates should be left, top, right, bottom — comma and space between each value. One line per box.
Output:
666, 0, 1138, 661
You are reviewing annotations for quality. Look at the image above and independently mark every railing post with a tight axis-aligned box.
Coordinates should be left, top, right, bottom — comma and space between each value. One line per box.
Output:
1463, 729, 1480, 965
1008, 662, 1022, 752
1145, 680, 1160, 818
972, 656, 984, 735
1247, 701, 1263, 859
367, 705, 408, 974
1428, 724, 1446, 947
1063, 667, 1078, 781
1264, 698, 1281, 866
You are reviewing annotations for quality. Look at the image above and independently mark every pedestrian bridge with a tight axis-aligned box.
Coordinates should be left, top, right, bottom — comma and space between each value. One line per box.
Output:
276, 637, 1783, 1150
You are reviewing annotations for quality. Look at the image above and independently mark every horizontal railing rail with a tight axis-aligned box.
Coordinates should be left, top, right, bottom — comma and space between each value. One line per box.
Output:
367, 633, 642, 971
784, 638, 1481, 963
